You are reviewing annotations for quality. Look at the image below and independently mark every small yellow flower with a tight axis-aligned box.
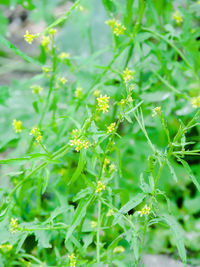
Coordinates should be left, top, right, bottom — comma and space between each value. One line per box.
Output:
70, 138, 90, 152
104, 158, 110, 166
68, 253, 76, 267
105, 19, 126, 36
91, 220, 97, 228
198, 0, 200, 4
105, 18, 117, 29
152, 106, 161, 117
138, 205, 151, 217
107, 122, 116, 133
93, 89, 100, 98
106, 209, 114, 217
75, 87, 83, 98
10, 218, 19, 233
41, 36, 50, 46
58, 52, 70, 60
24, 30, 36, 44
59, 77, 68, 85
96, 181, 106, 193
191, 96, 200, 108
42, 67, 51, 74
49, 28, 57, 36
13, 119, 22, 133
113, 22, 126, 36
97, 94, 110, 113
31, 85, 43, 94
172, 10, 183, 25
122, 68, 135, 83
114, 246, 125, 254
30, 127, 43, 143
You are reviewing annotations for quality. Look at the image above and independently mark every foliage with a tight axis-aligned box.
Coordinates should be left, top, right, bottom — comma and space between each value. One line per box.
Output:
0, 0, 200, 266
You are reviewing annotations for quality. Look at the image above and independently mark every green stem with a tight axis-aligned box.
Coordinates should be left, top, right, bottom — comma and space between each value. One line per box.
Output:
97, 198, 101, 263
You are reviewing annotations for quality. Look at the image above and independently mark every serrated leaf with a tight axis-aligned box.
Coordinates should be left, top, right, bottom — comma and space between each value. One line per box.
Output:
113, 193, 146, 225
162, 214, 186, 264
34, 230, 52, 249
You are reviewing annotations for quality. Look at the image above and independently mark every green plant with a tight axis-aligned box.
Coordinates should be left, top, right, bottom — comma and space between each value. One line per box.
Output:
0, 0, 200, 266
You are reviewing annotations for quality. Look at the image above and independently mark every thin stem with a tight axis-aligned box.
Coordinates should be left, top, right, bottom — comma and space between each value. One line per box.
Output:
97, 198, 101, 263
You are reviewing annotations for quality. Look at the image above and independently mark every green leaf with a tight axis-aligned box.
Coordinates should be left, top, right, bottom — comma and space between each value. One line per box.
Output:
0, 35, 41, 65
65, 194, 94, 242
42, 169, 50, 194
178, 158, 200, 192
34, 230, 52, 249
68, 149, 86, 185
113, 193, 146, 225
162, 214, 186, 264
0, 86, 9, 106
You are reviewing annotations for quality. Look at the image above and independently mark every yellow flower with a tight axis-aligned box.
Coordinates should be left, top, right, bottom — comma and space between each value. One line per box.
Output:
107, 122, 116, 133
106, 209, 114, 217
31, 85, 43, 94
30, 127, 43, 143
104, 158, 110, 166
58, 52, 70, 60
24, 30, 36, 44
96, 181, 106, 193
59, 77, 68, 85
152, 106, 161, 117
138, 205, 151, 217
42, 67, 51, 74
113, 246, 125, 254
122, 68, 135, 83
41, 36, 50, 51
10, 218, 19, 233
105, 19, 126, 36
113, 22, 126, 36
13, 119, 22, 133
70, 138, 90, 152
68, 253, 76, 267
97, 94, 110, 113
75, 87, 83, 98
172, 10, 183, 25
93, 89, 100, 98
191, 96, 200, 108
49, 28, 57, 36
91, 220, 97, 228
198, 0, 200, 4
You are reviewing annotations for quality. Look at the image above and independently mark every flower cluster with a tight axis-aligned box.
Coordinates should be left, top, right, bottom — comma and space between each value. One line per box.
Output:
10, 218, 19, 233
58, 77, 67, 85
68, 253, 76, 267
105, 19, 126, 36
24, 30, 37, 44
152, 106, 161, 117
96, 181, 106, 193
13, 119, 22, 133
172, 10, 183, 25
97, 94, 110, 113
107, 122, 116, 133
122, 68, 135, 83
70, 137, 90, 152
30, 127, 43, 142
138, 205, 151, 217
41, 36, 50, 52
31, 85, 43, 94
191, 96, 200, 108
